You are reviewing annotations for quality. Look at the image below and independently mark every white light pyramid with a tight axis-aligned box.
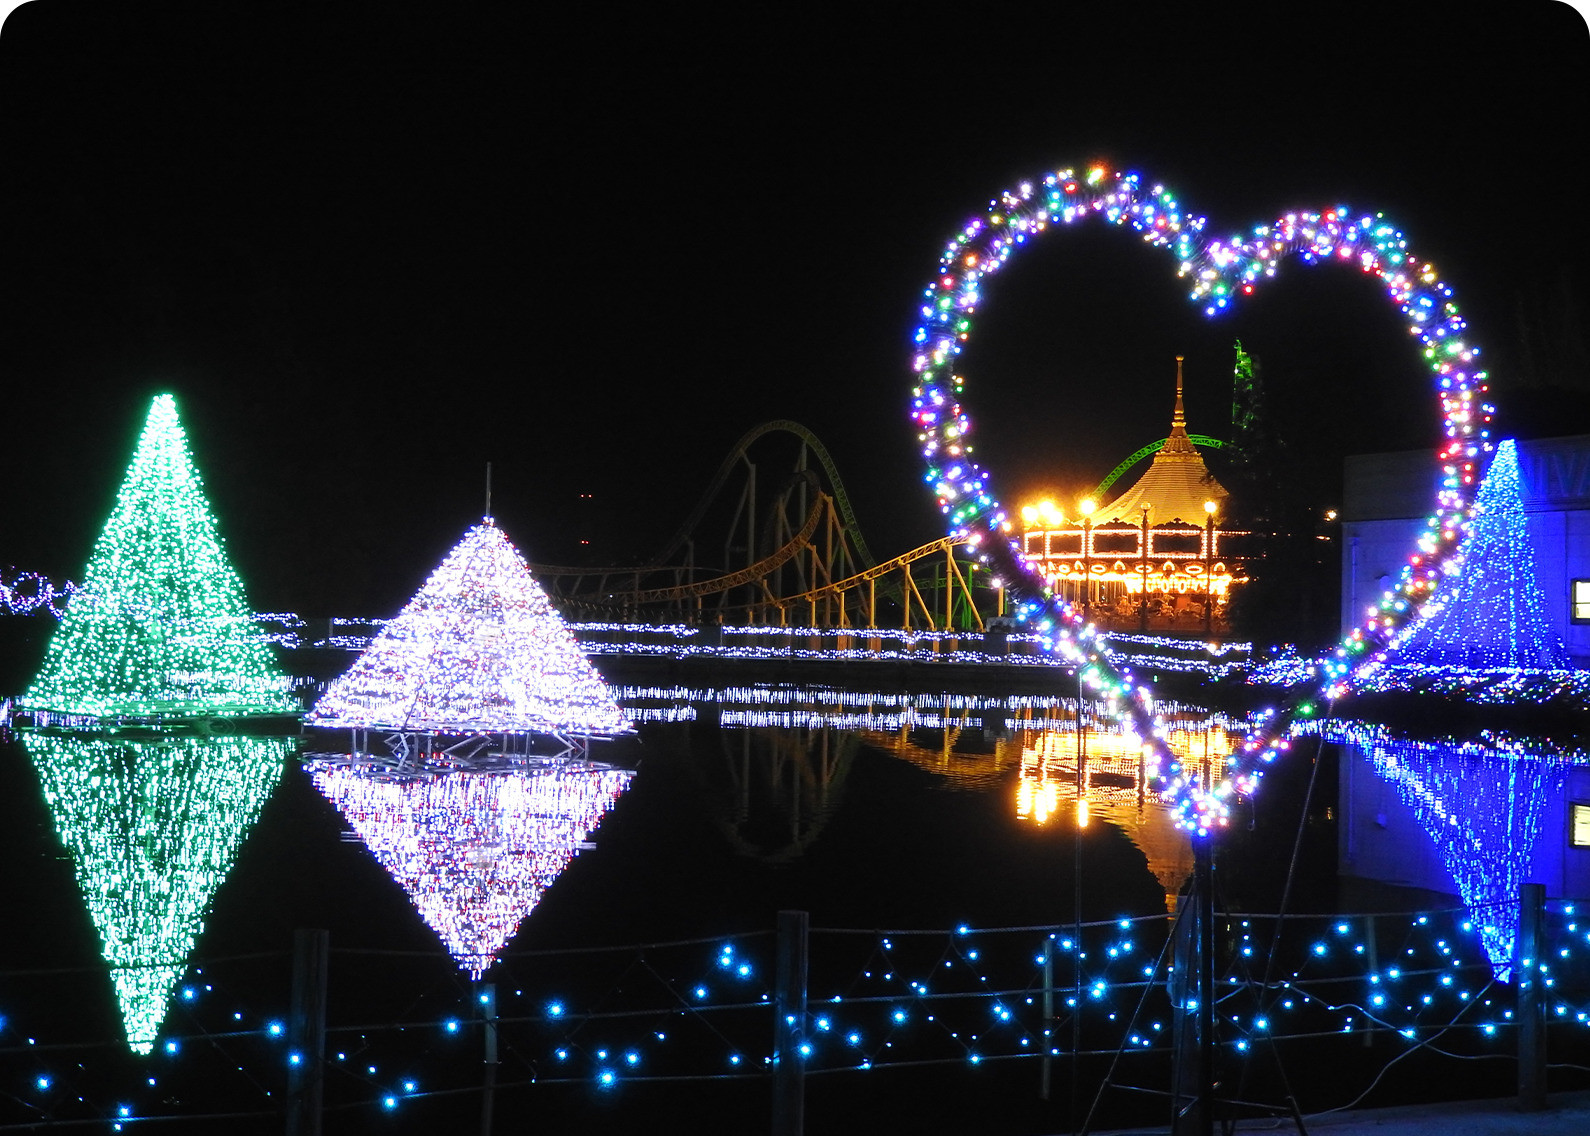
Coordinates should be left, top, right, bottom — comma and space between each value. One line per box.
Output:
310, 763, 634, 976
308, 519, 630, 736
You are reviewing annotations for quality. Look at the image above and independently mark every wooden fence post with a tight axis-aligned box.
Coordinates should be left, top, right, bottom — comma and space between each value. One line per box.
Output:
1517, 883, 1546, 1111
772, 910, 809, 1136
286, 929, 329, 1136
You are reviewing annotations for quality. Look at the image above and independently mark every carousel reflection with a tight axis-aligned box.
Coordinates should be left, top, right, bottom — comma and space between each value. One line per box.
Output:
308, 753, 633, 977
1011, 704, 1242, 909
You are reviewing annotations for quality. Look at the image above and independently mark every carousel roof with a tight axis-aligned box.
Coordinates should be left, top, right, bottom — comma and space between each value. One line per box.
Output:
1092, 358, 1227, 526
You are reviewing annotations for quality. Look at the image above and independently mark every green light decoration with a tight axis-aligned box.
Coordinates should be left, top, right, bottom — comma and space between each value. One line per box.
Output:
20, 732, 291, 1053
21, 394, 295, 719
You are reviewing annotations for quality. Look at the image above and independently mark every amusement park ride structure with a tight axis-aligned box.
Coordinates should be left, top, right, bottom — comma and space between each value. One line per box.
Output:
531, 421, 995, 633
1017, 360, 1247, 635
531, 359, 1247, 638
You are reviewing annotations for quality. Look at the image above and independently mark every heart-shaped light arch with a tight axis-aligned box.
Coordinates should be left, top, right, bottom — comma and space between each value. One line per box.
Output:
910, 164, 1491, 836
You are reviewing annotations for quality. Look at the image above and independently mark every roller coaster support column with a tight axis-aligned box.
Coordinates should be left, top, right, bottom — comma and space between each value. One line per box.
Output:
773, 910, 809, 1136
945, 545, 953, 632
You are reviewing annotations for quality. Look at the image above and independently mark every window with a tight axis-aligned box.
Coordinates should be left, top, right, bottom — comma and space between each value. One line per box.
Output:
1573, 802, 1590, 849
1574, 579, 1590, 624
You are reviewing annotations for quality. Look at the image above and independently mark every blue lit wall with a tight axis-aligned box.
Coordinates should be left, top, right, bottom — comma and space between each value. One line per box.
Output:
1339, 433, 1590, 668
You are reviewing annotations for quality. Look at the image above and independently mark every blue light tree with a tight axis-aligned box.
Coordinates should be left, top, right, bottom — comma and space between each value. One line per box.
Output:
1394, 439, 1565, 670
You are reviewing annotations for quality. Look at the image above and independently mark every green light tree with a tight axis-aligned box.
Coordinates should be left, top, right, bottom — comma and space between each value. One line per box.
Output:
21, 394, 295, 718
22, 733, 290, 1053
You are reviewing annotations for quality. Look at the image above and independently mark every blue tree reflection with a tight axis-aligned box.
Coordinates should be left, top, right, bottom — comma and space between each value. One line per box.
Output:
1355, 734, 1559, 979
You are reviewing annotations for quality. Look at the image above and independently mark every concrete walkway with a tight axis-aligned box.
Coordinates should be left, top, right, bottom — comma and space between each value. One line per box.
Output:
1096, 1090, 1590, 1135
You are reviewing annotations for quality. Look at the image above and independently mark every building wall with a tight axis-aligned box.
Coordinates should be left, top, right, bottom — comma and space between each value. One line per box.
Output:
1339, 435, 1590, 668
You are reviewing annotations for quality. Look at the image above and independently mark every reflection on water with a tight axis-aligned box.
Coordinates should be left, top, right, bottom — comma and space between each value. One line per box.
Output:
637, 722, 860, 864
308, 757, 633, 976
18, 730, 289, 1053
622, 684, 1248, 909
1011, 705, 1243, 908
707, 726, 858, 864
1335, 726, 1590, 979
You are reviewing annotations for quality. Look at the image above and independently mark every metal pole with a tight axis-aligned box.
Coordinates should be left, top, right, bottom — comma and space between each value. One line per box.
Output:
1140, 506, 1150, 632
286, 929, 329, 1136
1204, 509, 1215, 636
1040, 935, 1054, 1100
773, 910, 809, 1136
1073, 675, 1084, 1134
1192, 837, 1215, 1136
1082, 516, 1091, 620
1518, 882, 1546, 1111
479, 981, 498, 1136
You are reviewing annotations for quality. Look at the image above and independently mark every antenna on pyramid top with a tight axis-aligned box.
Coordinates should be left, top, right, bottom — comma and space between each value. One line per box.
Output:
485, 461, 493, 522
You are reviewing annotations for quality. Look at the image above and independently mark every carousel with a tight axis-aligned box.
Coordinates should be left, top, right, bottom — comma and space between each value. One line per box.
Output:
1019, 359, 1246, 634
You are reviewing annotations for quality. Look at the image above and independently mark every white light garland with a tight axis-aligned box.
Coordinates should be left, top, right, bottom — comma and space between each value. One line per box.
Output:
309, 520, 630, 737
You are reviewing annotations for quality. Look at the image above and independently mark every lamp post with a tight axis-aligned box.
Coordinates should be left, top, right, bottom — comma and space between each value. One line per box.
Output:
1139, 504, 1151, 633
1079, 498, 1096, 620
1203, 500, 1217, 637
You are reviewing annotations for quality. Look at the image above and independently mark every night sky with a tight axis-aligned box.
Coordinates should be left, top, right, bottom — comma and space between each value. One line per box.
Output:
2, 4, 1587, 620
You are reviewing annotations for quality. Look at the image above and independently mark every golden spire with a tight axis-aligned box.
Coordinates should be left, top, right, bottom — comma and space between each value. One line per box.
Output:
1162, 355, 1195, 455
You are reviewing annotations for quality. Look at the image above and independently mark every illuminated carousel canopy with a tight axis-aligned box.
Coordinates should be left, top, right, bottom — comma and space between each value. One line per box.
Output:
1092, 358, 1226, 525
1017, 361, 1242, 630
308, 519, 630, 736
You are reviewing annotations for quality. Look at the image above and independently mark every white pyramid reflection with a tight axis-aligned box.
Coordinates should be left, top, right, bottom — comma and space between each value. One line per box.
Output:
311, 761, 633, 976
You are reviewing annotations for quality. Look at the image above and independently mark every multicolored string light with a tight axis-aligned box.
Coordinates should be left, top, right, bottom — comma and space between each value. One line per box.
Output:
1, 567, 79, 617
20, 731, 290, 1053
309, 762, 634, 977
909, 164, 1491, 833
308, 520, 631, 737
20, 394, 295, 719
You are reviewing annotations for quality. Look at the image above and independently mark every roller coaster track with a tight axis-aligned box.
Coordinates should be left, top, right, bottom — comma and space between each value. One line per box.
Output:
644, 420, 880, 571
606, 492, 825, 606
765, 533, 986, 631
1089, 434, 1227, 499
527, 422, 995, 629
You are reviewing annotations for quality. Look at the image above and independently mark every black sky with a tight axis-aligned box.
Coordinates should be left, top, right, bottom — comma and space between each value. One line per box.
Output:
2, 3, 1587, 618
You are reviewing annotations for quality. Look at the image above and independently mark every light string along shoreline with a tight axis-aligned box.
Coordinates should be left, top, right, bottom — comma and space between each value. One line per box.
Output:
1, 901, 1586, 1127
